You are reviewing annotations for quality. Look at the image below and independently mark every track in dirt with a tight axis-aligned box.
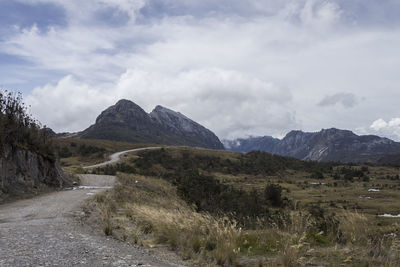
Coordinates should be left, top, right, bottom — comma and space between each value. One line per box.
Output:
83, 147, 161, 169
0, 147, 183, 267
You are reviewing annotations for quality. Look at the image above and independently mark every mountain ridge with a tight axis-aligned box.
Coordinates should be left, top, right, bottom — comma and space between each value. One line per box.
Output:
80, 99, 224, 149
223, 128, 400, 163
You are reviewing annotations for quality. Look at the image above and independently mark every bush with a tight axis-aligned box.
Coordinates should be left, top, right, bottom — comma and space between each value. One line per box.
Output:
311, 171, 324, 179
176, 169, 269, 220
59, 146, 72, 158
264, 184, 283, 207
0, 90, 54, 159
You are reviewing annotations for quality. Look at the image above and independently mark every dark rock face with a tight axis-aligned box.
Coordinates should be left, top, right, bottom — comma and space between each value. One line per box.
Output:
149, 105, 223, 149
0, 146, 70, 202
377, 152, 400, 166
224, 128, 400, 163
81, 100, 224, 149
95, 99, 153, 131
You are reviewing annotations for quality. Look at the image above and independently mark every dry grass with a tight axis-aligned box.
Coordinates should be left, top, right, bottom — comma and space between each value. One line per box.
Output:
106, 174, 242, 265
53, 137, 152, 152
54, 137, 158, 167
87, 173, 400, 266
81, 146, 400, 266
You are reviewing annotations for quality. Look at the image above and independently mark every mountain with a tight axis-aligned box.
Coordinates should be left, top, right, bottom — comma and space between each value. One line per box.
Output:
149, 105, 224, 149
80, 99, 224, 149
223, 128, 400, 163
223, 136, 280, 153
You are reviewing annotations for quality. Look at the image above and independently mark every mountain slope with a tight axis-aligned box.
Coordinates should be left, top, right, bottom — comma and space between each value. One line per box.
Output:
80, 100, 224, 149
149, 105, 223, 149
224, 128, 400, 163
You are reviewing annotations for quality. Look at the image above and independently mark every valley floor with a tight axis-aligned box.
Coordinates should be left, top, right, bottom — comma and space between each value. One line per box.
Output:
0, 174, 184, 267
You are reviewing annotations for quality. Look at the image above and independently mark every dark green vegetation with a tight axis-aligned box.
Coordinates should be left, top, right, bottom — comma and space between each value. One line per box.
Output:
0, 91, 69, 202
93, 148, 337, 223
85, 146, 400, 265
134, 149, 335, 176
80, 99, 224, 149
0, 91, 54, 159
129, 149, 336, 222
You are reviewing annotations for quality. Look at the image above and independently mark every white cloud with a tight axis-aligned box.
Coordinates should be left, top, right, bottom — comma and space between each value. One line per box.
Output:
26, 75, 111, 132
368, 118, 400, 140
299, 0, 343, 30
2, 0, 400, 140
370, 118, 388, 131
117, 68, 297, 139
27, 68, 296, 138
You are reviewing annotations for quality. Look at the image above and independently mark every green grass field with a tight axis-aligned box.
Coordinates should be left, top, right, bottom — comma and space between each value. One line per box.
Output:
73, 142, 400, 266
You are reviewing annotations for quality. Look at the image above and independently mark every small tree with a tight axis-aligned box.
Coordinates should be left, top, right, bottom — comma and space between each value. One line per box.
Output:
0, 90, 54, 159
264, 184, 283, 207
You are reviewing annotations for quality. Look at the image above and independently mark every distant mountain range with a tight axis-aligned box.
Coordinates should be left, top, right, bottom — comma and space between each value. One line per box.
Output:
223, 128, 400, 163
79, 99, 224, 149
52, 99, 400, 164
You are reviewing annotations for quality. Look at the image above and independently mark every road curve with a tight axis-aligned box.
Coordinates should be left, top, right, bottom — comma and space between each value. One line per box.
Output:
83, 147, 161, 169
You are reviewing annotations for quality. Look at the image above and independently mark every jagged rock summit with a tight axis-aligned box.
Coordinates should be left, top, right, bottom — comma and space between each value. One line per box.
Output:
81, 99, 224, 149
149, 105, 224, 149
223, 128, 400, 163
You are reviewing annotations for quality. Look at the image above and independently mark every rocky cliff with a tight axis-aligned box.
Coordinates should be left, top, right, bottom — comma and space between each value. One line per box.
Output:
80, 99, 224, 149
0, 146, 70, 202
149, 105, 223, 149
224, 128, 400, 163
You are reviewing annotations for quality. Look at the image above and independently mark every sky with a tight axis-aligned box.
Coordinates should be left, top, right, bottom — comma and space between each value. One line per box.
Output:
1, 0, 400, 141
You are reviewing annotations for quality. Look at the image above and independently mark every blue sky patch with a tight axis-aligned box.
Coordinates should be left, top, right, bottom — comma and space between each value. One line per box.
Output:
0, 1, 66, 32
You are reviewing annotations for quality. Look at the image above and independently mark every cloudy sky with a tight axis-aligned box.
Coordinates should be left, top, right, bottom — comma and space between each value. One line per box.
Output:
1, 0, 400, 140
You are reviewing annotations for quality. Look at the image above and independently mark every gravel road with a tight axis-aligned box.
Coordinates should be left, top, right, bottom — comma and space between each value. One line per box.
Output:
0, 149, 185, 267
83, 147, 161, 169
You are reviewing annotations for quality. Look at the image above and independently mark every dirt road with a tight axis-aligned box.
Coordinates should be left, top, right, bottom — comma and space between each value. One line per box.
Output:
83, 147, 161, 169
0, 149, 184, 267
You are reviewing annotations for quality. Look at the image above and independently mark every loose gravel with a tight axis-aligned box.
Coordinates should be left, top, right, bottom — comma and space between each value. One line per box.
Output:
0, 173, 185, 267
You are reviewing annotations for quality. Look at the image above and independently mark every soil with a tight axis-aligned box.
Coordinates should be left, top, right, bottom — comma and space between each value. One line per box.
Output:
0, 149, 185, 267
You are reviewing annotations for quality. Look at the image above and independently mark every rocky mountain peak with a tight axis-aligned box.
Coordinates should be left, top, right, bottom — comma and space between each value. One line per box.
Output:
153, 105, 177, 113
151, 105, 187, 121
224, 128, 400, 163
150, 105, 197, 132
81, 99, 224, 150
318, 128, 355, 139
149, 105, 224, 149
95, 99, 148, 125
112, 99, 145, 114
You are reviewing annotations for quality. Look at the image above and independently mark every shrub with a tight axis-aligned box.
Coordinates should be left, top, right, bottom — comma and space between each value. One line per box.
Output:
264, 184, 283, 207
311, 171, 324, 179
59, 146, 72, 158
0, 90, 54, 159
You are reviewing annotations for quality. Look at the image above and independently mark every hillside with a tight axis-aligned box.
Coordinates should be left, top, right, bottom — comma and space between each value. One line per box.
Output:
83, 146, 400, 266
80, 99, 224, 149
223, 128, 400, 163
0, 91, 70, 202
